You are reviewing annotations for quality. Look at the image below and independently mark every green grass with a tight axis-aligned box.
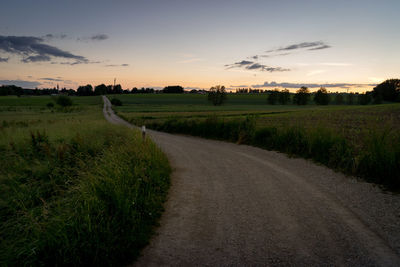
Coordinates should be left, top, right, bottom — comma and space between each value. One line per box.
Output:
112, 93, 400, 191
0, 96, 171, 266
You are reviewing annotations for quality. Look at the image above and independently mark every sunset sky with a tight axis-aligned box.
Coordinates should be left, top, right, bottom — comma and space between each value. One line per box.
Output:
0, 0, 399, 92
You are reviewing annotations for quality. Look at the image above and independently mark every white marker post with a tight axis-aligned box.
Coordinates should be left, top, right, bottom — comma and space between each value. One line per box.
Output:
141, 125, 146, 140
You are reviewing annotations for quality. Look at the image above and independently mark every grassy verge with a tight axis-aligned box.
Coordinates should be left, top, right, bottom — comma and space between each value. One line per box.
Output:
129, 114, 399, 191
0, 96, 170, 266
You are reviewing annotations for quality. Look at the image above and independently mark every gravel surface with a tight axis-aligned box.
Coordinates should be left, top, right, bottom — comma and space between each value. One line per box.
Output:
103, 96, 400, 266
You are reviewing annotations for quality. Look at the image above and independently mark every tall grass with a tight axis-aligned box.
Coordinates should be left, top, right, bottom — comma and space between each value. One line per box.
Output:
0, 101, 170, 266
146, 115, 400, 191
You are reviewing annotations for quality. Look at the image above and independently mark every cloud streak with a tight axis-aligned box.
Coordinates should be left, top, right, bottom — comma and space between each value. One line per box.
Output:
105, 63, 129, 67
0, 35, 87, 63
225, 60, 289, 72
39, 77, 64, 82
0, 79, 41, 88
251, 81, 376, 89
276, 41, 330, 51
90, 34, 109, 41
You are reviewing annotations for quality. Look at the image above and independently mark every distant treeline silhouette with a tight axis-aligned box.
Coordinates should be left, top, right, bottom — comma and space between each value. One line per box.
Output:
1, 79, 399, 104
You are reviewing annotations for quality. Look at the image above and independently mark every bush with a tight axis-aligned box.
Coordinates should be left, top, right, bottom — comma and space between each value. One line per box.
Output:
1, 127, 170, 266
111, 98, 122, 106
293, 86, 310, 105
207, 85, 227, 106
56, 95, 73, 107
46, 102, 54, 108
314, 88, 330, 105
144, 115, 400, 191
267, 90, 279, 105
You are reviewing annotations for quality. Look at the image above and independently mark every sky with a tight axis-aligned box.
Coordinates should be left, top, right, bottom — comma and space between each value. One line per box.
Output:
0, 0, 399, 92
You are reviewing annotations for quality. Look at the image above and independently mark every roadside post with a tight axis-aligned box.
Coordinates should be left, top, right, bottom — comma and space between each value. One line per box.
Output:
142, 125, 146, 140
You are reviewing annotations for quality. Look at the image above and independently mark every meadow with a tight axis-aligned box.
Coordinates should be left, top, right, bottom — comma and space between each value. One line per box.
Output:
113, 94, 400, 191
0, 96, 170, 266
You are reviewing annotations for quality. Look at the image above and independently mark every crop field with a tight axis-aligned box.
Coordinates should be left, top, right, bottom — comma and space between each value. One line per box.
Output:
0, 96, 170, 266
112, 93, 400, 191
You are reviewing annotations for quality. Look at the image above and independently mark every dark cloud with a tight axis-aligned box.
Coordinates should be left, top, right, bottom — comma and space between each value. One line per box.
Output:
39, 77, 64, 82
277, 41, 325, 51
251, 81, 376, 89
105, 63, 129, 67
261, 41, 331, 56
0, 79, 41, 88
0, 57, 8, 62
43, 34, 68, 40
22, 55, 51, 62
226, 60, 289, 72
91, 34, 109, 41
0, 35, 87, 63
230, 84, 249, 88
308, 44, 331, 50
77, 34, 109, 42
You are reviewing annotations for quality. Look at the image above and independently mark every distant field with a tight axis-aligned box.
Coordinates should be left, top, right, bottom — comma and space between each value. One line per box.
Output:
112, 93, 400, 191
0, 95, 170, 266
113, 94, 400, 134
113, 93, 337, 124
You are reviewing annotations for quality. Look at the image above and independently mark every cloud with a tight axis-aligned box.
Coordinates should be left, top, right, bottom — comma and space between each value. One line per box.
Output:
230, 84, 249, 88
261, 41, 331, 57
22, 55, 51, 62
43, 33, 68, 40
39, 77, 64, 81
276, 41, 326, 51
0, 79, 41, 88
0, 57, 8, 62
251, 81, 376, 89
105, 63, 129, 67
90, 34, 109, 41
0, 35, 87, 63
225, 60, 289, 72
308, 44, 331, 50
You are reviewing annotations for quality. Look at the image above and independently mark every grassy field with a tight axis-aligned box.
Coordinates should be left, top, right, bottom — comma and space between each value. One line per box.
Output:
112, 93, 400, 191
0, 96, 170, 266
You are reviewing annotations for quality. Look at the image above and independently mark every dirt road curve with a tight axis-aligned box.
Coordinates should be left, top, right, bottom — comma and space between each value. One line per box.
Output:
103, 96, 400, 266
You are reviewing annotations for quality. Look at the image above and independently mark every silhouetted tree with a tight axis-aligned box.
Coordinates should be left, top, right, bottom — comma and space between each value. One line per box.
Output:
0, 85, 24, 96
347, 93, 355, 105
208, 85, 227, 106
335, 93, 344, 105
314, 87, 330, 105
94, 84, 107, 95
372, 79, 400, 102
278, 89, 290, 104
358, 93, 372, 105
77, 84, 93, 96
163, 86, 184, 93
267, 90, 279, 105
293, 86, 310, 105
113, 84, 123, 94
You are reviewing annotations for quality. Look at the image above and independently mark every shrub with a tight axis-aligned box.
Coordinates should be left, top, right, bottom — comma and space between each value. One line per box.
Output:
314, 88, 330, 105
111, 98, 122, 106
207, 85, 227, 106
46, 102, 54, 108
293, 86, 310, 105
56, 95, 73, 107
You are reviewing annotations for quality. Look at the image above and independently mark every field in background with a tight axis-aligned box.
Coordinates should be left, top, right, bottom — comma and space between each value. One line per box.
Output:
112, 93, 400, 190
0, 96, 170, 266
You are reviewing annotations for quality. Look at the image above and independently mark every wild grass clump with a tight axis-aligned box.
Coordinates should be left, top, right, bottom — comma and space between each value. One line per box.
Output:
147, 115, 400, 191
0, 123, 170, 266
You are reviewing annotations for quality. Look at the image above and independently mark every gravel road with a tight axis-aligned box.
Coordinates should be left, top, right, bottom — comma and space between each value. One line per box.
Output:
103, 96, 400, 266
